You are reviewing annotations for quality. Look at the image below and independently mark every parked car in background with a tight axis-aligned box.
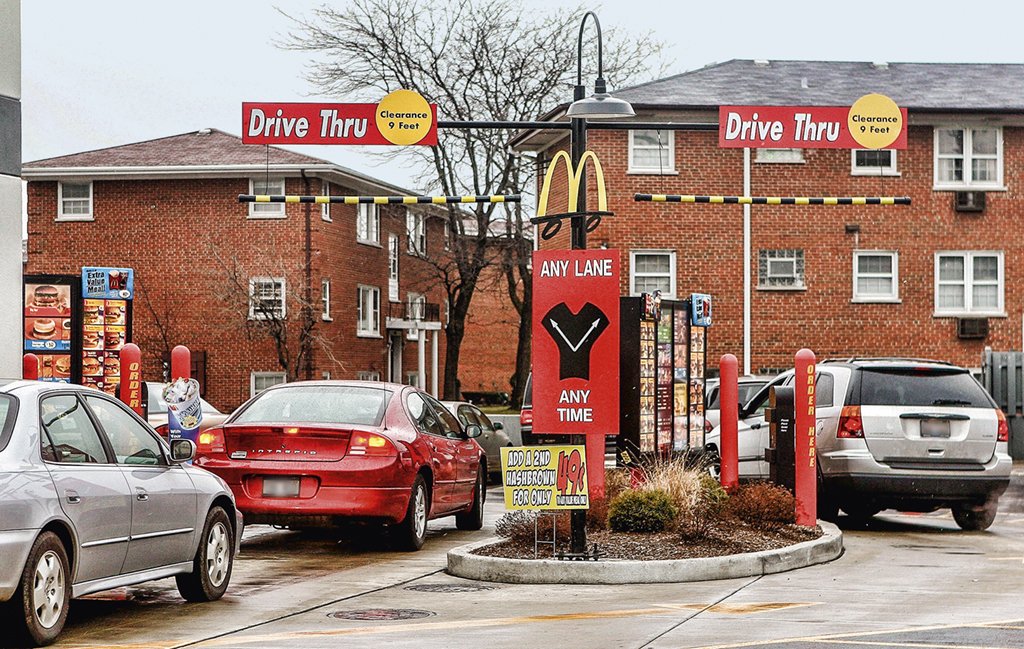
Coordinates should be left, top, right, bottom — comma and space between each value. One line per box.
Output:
441, 401, 512, 481
704, 358, 1012, 530
193, 381, 487, 550
145, 381, 229, 438
0, 381, 241, 646
704, 375, 772, 432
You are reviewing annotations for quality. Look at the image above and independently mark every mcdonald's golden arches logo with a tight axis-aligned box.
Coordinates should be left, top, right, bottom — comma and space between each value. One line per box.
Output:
537, 150, 609, 217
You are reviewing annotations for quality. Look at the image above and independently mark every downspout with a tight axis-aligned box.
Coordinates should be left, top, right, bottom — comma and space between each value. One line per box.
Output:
743, 148, 751, 376
301, 169, 314, 380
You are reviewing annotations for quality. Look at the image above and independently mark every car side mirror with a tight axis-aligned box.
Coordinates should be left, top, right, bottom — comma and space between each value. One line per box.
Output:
169, 439, 195, 463
493, 421, 504, 431
465, 424, 482, 439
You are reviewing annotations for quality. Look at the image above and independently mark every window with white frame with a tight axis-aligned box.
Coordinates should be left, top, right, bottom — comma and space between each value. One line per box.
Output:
407, 292, 426, 340
758, 249, 805, 289
321, 371, 332, 380
248, 277, 286, 319
251, 371, 286, 397
628, 130, 674, 174
357, 370, 381, 381
321, 278, 331, 321
756, 148, 804, 163
853, 251, 899, 302
934, 127, 1002, 188
249, 178, 286, 217
443, 220, 451, 251
629, 250, 676, 298
407, 211, 426, 255
935, 251, 1004, 315
356, 203, 380, 244
357, 285, 381, 336
58, 182, 93, 220
405, 371, 420, 387
321, 180, 331, 221
388, 233, 400, 302
852, 150, 898, 176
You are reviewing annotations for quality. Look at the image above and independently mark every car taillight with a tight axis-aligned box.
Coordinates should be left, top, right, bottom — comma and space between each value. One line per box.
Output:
348, 432, 395, 456
520, 408, 533, 427
837, 405, 864, 438
705, 419, 713, 434
155, 423, 169, 438
996, 409, 1009, 443
197, 427, 226, 454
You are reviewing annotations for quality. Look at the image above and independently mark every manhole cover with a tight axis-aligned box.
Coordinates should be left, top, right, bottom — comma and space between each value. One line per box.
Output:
405, 583, 496, 593
329, 608, 435, 621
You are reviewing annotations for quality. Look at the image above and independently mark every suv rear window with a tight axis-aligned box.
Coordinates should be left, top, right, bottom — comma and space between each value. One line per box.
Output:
858, 368, 993, 408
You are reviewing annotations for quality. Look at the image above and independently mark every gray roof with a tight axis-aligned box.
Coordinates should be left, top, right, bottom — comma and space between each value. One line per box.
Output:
617, 60, 1024, 112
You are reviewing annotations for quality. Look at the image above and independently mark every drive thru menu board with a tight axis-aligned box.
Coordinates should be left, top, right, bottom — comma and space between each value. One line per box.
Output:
81, 268, 134, 397
638, 319, 656, 453
24, 281, 75, 383
656, 309, 674, 454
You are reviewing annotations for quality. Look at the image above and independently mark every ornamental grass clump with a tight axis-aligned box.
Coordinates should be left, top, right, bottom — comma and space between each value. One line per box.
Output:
680, 474, 730, 540
607, 489, 678, 533
494, 510, 571, 545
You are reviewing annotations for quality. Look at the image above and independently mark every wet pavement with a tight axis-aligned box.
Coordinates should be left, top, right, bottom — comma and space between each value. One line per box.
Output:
45, 467, 1024, 649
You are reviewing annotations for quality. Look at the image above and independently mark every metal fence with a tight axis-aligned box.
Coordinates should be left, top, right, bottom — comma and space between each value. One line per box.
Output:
982, 349, 1024, 459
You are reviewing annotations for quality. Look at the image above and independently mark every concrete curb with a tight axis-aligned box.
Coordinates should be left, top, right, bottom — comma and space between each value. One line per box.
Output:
446, 521, 842, 584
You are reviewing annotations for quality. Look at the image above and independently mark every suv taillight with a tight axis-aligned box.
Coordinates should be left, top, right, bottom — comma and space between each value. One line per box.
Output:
197, 427, 226, 454
837, 405, 864, 438
520, 408, 533, 427
996, 409, 1009, 443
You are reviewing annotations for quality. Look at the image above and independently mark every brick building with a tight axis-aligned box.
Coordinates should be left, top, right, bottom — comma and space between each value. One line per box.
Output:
513, 60, 1024, 374
24, 129, 452, 411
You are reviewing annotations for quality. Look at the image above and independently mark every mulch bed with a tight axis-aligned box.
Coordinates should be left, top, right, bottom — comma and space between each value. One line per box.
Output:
472, 518, 822, 561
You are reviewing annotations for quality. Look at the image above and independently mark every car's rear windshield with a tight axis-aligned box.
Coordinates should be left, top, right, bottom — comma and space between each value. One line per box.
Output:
232, 386, 390, 427
858, 368, 993, 408
0, 394, 19, 453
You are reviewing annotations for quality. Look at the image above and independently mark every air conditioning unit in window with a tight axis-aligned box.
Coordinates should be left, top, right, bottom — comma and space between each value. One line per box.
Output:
956, 318, 989, 340
954, 191, 985, 213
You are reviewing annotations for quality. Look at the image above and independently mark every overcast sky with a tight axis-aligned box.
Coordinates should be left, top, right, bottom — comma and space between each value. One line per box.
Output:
21, 0, 1024, 191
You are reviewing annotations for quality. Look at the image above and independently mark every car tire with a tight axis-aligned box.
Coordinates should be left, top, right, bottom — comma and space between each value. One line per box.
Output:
703, 447, 721, 481
7, 531, 70, 647
176, 507, 234, 602
395, 476, 429, 551
816, 472, 840, 522
841, 502, 881, 523
456, 467, 486, 531
952, 501, 998, 531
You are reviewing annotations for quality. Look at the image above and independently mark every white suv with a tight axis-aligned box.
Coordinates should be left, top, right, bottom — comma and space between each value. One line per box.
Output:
705, 358, 1012, 530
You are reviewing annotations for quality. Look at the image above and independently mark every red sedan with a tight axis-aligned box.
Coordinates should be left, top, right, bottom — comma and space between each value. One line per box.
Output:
193, 381, 486, 550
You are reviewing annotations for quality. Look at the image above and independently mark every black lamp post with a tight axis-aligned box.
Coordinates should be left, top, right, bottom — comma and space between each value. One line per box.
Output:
564, 10, 634, 556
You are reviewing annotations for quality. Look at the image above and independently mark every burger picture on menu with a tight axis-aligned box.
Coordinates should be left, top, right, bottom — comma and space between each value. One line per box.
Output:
53, 356, 71, 379
83, 301, 104, 325
103, 356, 120, 377
83, 329, 102, 350
26, 284, 70, 315
27, 318, 57, 340
104, 302, 125, 326
104, 329, 124, 351
101, 382, 118, 396
82, 355, 103, 377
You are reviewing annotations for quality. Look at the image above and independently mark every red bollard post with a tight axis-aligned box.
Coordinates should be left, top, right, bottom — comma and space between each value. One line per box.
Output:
171, 345, 190, 381
794, 349, 817, 527
23, 354, 39, 381
718, 354, 739, 493
119, 344, 144, 416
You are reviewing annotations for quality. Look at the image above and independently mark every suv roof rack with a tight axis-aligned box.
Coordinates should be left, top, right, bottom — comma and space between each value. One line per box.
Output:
819, 357, 958, 367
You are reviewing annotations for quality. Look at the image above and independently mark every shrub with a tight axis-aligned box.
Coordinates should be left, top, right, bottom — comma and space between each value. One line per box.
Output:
494, 510, 571, 545
634, 456, 703, 514
681, 474, 730, 540
608, 489, 677, 533
727, 482, 796, 529
604, 469, 632, 503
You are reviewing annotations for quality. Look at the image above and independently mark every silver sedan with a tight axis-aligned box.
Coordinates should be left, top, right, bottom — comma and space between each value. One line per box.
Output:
0, 381, 242, 646
441, 401, 512, 481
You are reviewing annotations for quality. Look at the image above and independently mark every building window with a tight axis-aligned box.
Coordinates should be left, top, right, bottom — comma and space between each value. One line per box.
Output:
407, 211, 426, 255
407, 292, 426, 340
321, 371, 332, 380
356, 203, 380, 244
248, 277, 286, 319
853, 251, 899, 302
934, 251, 1004, 316
756, 148, 804, 163
629, 250, 676, 298
388, 233, 400, 302
934, 127, 1002, 188
405, 371, 420, 387
628, 130, 674, 174
321, 278, 331, 321
443, 220, 451, 251
249, 178, 286, 217
251, 372, 286, 397
58, 182, 93, 220
357, 371, 381, 381
321, 180, 331, 222
357, 285, 381, 336
758, 249, 805, 289
852, 150, 898, 176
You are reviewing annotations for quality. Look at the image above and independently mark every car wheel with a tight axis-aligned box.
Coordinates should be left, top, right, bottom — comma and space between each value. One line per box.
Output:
703, 447, 721, 481
841, 502, 881, 523
396, 476, 429, 551
952, 501, 998, 531
816, 472, 839, 522
8, 531, 70, 647
176, 507, 234, 602
456, 467, 486, 531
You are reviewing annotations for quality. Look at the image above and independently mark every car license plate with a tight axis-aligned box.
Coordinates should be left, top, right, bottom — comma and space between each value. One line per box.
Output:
920, 419, 950, 438
263, 477, 300, 498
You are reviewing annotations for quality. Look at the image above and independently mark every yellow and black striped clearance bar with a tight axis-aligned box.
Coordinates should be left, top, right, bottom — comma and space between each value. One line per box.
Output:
635, 194, 911, 205
239, 194, 520, 205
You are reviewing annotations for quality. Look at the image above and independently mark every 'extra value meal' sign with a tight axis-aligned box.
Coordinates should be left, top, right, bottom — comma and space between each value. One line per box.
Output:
501, 446, 589, 510
719, 93, 907, 150
532, 249, 619, 435
242, 89, 438, 146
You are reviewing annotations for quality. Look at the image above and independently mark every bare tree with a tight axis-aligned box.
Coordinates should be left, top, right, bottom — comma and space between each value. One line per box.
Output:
280, 0, 662, 398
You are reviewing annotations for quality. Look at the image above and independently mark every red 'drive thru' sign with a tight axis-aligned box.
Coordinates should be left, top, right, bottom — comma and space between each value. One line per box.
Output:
532, 249, 619, 435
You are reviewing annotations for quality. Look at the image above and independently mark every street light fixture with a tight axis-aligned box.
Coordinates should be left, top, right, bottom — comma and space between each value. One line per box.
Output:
566, 13, 636, 120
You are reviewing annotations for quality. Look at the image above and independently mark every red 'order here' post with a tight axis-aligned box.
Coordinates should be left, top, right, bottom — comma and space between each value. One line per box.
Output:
794, 348, 817, 527
719, 354, 739, 493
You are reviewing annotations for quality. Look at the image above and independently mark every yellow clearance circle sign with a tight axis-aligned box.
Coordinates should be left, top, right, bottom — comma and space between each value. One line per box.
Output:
376, 90, 433, 145
848, 94, 903, 150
